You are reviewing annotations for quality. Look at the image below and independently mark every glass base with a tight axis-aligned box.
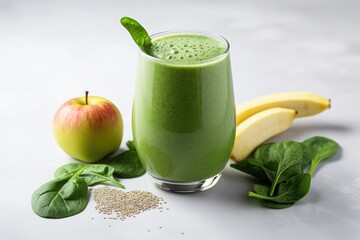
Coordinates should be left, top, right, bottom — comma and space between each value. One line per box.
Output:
149, 173, 222, 193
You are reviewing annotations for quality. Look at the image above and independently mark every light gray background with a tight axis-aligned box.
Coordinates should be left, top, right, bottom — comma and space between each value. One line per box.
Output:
1, 0, 359, 239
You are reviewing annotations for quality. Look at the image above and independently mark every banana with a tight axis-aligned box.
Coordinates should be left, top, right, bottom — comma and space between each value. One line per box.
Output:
231, 107, 296, 162
236, 92, 330, 126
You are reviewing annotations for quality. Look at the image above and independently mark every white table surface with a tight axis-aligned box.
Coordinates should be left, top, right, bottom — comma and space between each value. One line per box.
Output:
1, 0, 359, 239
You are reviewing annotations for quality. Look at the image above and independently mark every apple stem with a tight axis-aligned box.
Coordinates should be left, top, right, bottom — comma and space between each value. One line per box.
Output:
85, 91, 89, 105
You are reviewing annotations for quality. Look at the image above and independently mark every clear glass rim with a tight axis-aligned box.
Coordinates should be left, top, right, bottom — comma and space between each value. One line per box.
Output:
140, 30, 230, 66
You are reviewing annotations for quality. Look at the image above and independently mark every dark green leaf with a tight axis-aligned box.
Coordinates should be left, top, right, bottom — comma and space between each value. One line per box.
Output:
126, 140, 136, 151
266, 141, 304, 196
248, 173, 311, 204
81, 164, 125, 188
260, 200, 294, 209
303, 136, 339, 175
232, 136, 339, 209
54, 163, 124, 188
249, 184, 294, 208
301, 143, 312, 170
248, 143, 276, 182
252, 184, 294, 208
253, 183, 270, 196
274, 173, 311, 203
108, 150, 145, 178
254, 143, 273, 161
31, 176, 88, 218
267, 141, 304, 180
249, 142, 304, 186
231, 159, 270, 184
120, 16, 152, 53
54, 163, 85, 179
249, 183, 297, 208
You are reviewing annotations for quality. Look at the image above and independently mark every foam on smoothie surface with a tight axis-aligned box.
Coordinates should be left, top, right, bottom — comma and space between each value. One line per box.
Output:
150, 34, 227, 64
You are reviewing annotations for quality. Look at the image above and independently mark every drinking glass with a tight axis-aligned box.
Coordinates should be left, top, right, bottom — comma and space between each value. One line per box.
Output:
132, 31, 235, 192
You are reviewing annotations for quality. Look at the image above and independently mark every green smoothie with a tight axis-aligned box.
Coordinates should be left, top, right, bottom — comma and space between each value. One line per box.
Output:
132, 31, 235, 184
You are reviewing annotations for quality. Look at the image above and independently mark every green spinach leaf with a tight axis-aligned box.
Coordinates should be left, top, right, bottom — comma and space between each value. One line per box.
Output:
301, 143, 312, 170
303, 136, 339, 175
248, 173, 311, 204
81, 164, 125, 188
260, 200, 294, 209
251, 183, 295, 208
31, 175, 88, 218
108, 150, 145, 178
231, 143, 276, 183
266, 141, 304, 196
54, 162, 85, 179
231, 136, 339, 209
254, 143, 273, 161
54, 163, 124, 188
120, 16, 152, 53
230, 158, 271, 184
126, 140, 136, 151
266, 141, 303, 180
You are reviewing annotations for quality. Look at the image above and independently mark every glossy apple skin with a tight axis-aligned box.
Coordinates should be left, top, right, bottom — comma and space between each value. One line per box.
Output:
53, 96, 123, 163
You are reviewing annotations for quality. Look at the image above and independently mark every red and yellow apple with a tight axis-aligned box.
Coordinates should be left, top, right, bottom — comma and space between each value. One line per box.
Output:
53, 91, 123, 163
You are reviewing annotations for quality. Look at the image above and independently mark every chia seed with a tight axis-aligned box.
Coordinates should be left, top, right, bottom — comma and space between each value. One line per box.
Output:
93, 186, 166, 220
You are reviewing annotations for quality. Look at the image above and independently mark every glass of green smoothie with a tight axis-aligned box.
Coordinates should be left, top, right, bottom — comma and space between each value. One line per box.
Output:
132, 30, 235, 192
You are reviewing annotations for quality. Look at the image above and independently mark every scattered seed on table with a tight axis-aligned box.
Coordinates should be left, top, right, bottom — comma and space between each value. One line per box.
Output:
93, 186, 166, 220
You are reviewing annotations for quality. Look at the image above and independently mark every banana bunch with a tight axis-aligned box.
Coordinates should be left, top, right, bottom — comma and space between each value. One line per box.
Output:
231, 92, 331, 162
